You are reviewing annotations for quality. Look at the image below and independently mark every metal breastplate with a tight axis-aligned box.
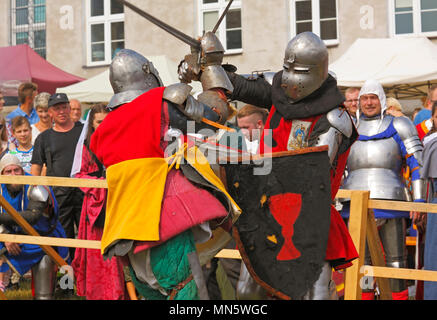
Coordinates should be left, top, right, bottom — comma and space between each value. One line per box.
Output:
342, 116, 406, 200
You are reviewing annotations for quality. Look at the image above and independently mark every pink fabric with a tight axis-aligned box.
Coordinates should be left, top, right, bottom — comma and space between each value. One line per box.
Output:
72, 145, 128, 300
134, 169, 230, 254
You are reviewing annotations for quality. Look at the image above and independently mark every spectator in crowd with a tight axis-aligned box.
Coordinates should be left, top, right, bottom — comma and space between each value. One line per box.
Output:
0, 115, 9, 158
8, 116, 33, 174
420, 101, 437, 300
0, 90, 5, 113
30, 93, 84, 259
70, 99, 83, 123
236, 104, 269, 154
0, 154, 69, 298
6, 82, 39, 149
386, 97, 405, 117
344, 87, 360, 120
6, 82, 39, 124
416, 90, 436, 140
412, 107, 423, 122
414, 84, 437, 127
71, 103, 127, 300
31, 92, 52, 144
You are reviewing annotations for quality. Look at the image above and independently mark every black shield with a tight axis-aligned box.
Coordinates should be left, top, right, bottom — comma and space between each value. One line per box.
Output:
224, 147, 332, 300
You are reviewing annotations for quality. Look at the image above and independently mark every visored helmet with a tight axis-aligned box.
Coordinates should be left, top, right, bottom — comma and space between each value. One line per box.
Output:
281, 32, 329, 102
107, 49, 164, 110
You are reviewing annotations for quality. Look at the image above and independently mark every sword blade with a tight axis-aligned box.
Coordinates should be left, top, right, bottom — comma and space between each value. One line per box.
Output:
117, 0, 201, 50
212, 0, 234, 34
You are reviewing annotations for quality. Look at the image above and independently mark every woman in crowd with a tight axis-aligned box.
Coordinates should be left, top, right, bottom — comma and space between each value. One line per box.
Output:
31, 92, 52, 144
420, 101, 437, 300
71, 103, 127, 300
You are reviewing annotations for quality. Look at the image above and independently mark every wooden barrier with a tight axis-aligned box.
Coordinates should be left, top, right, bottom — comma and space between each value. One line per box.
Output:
337, 189, 437, 300
1, 176, 437, 300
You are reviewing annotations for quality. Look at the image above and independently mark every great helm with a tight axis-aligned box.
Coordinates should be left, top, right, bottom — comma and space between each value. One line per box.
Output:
107, 49, 164, 110
281, 32, 329, 102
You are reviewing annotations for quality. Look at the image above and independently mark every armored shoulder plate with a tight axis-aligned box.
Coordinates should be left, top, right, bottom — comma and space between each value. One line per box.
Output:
392, 116, 419, 140
163, 83, 193, 106
326, 108, 354, 138
27, 185, 50, 203
392, 115, 424, 168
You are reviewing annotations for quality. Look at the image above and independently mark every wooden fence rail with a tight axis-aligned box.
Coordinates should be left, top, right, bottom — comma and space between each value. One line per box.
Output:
0, 176, 437, 300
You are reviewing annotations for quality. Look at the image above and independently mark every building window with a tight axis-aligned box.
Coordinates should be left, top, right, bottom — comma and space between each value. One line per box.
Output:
86, 0, 124, 66
198, 0, 242, 53
390, 0, 437, 36
290, 0, 339, 46
10, 0, 46, 59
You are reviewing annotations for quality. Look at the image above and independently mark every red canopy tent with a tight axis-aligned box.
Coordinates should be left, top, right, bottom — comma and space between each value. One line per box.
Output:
0, 44, 84, 96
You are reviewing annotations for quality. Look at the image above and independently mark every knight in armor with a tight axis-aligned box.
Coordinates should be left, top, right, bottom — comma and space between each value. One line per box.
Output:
0, 153, 69, 299
340, 79, 426, 300
90, 48, 240, 300
179, 31, 359, 300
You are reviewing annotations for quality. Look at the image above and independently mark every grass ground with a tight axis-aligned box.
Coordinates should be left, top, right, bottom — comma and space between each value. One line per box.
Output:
4, 277, 84, 300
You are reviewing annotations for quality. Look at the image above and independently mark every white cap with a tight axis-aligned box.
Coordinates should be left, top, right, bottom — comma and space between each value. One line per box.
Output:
0, 153, 22, 174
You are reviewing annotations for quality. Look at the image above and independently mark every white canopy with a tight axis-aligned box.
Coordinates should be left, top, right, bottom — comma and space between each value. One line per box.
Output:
57, 55, 202, 103
329, 36, 437, 99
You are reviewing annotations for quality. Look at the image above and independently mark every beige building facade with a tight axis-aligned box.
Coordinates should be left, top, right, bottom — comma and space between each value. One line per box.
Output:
1, 0, 437, 85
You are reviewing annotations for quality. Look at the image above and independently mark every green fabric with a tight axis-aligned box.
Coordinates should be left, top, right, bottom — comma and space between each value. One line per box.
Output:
130, 230, 199, 300
216, 260, 236, 300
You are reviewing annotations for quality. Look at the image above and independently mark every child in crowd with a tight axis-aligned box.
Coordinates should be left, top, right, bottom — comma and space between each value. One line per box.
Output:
8, 116, 33, 173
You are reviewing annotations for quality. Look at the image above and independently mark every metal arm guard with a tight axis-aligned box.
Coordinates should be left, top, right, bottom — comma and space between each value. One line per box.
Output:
315, 108, 354, 164
199, 32, 234, 93
392, 116, 427, 201
164, 84, 221, 134
0, 199, 45, 227
164, 83, 224, 126
393, 116, 424, 165
0, 185, 51, 227
179, 32, 234, 93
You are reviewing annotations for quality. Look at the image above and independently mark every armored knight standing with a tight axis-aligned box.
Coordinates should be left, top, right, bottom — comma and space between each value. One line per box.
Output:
340, 79, 426, 300
180, 31, 359, 300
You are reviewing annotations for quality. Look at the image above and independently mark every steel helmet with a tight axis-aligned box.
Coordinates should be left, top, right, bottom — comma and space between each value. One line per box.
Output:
281, 32, 329, 102
107, 49, 164, 110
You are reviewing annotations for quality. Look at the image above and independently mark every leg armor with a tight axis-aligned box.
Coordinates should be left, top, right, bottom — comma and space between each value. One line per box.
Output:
379, 218, 408, 293
363, 218, 407, 295
236, 262, 268, 300
31, 255, 56, 300
302, 262, 338, 300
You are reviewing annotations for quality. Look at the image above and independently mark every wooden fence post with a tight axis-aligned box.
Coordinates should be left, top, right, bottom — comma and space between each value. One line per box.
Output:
344, 190, 370, 300
366, 209, 392, 300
